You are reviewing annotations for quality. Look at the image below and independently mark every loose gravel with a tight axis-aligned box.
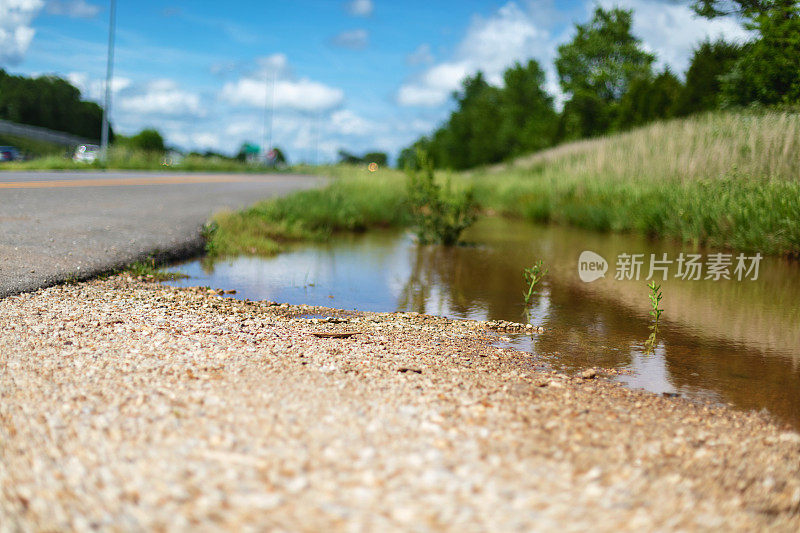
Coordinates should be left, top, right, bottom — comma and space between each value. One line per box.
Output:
1, 277, 798, 531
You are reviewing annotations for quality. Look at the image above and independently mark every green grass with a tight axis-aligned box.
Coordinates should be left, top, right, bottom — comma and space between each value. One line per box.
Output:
2, 146, 289, 173
204, 110, 800, 259
206, 166, 411, 257
473, 170, 800, 255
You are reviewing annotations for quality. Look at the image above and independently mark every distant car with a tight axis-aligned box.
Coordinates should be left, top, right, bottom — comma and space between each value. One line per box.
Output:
0, 146, 20, 162
73, 144, 100, 163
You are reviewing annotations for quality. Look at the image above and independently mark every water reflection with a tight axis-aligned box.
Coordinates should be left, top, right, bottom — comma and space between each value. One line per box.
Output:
166, 218, 800, 428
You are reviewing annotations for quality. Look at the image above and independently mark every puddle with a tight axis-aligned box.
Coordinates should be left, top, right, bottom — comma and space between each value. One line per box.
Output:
165, 217, 800, 428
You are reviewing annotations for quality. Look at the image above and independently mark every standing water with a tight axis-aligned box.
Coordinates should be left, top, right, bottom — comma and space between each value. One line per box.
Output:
165, 218, 800, 428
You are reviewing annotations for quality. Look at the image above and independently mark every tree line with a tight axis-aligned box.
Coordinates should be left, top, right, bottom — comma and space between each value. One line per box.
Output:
399, 0, 800, 170
0, 69, 109, 141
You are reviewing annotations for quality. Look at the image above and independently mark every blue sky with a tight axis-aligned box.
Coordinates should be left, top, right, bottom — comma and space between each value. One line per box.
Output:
1, 0, 747, 162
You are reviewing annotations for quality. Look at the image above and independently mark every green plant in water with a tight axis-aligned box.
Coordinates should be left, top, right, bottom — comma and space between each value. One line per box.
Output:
643, 280, 663, 354
126, 257, 188, 282
522, 260, 548, 309
406, 150, 478, 245
201, 221, 219, 256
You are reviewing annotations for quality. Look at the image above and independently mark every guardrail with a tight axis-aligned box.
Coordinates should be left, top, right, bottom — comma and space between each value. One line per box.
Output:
0, 119, 96, 147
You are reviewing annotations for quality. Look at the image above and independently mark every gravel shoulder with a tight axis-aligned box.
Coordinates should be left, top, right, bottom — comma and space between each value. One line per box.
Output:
1, 277, 799, 531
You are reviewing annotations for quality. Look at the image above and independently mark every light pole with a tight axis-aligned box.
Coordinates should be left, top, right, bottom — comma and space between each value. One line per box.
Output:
100, 0, 117, 163
262, 69, 275, 164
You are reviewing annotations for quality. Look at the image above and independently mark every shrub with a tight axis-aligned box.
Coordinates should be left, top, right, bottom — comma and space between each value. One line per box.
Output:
406, 152, 478, 245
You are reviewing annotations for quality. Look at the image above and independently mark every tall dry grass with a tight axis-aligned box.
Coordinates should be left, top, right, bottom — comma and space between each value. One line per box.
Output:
492, 110, 800, 183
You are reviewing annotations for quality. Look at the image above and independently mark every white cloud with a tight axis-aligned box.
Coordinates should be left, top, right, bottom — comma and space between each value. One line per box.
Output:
222, 78, 344, 112
118, 79, 203, 116
257, 53, 290, 75
397, 2, 553, 107
330, 109, 380, 135
345, 0, 372, 17
67, 71, 132, 101
330, 29, 369, 50
0, 0, 45, 65
46, 0, 99, 18
407, 43, 434, 66
398, 62, 471, 107
220, 56, 345, 112
598, 0, 752, 74
166, 130, 221, 152
190, 132, 220, 148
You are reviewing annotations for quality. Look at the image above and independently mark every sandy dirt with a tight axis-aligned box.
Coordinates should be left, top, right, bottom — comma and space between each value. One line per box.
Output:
1, 277, 798, 531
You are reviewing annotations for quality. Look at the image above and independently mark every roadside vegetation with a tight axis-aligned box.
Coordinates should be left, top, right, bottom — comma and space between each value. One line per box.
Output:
406, 152, 478, 245
3, 151, 267, 172
0, 134, 66, 159
206, 109, 800, 259
205, 166, 411, 258
472, 110, 800, 255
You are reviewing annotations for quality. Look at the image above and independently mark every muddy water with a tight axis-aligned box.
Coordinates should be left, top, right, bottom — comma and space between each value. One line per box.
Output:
165, 218, 800, 428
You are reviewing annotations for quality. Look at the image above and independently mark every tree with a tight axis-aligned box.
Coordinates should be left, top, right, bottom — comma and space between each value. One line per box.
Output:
557, 89, 613, 140
271, 147, 287, 165
555, 7, 655, 139
720, 6, 800, 105
363, 152, 388, 166
119, 129, 165, 152
337, 149, 362, 165
615, 69, 683, 129
498, 60, 557, 156
674, 40, 743, 115
398, 138, 430, 170
692, 0, 797, 18
337, 150, 387, 166
556, 7, 655, 104
434, 72, 504, 169
0, 69, 109, 140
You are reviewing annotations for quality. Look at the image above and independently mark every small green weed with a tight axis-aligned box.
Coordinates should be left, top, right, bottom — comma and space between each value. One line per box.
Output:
643, 280, 663, 354
522, 261, 548, 318
201, 221, 219, 256
126, 257, 188, 282
406, 151, 478, 246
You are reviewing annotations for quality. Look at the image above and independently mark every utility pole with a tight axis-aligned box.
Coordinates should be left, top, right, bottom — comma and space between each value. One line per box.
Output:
313, 110, 321, 166
262, 69, 275, 163
100, 0, 117, 163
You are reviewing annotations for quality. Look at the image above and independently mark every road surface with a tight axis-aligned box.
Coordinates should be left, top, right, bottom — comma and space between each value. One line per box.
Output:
0, 170, 321, 297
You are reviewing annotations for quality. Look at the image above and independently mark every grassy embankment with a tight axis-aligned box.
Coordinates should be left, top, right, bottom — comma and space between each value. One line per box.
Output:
206, 110, 800, 258
475, 111, 800, 255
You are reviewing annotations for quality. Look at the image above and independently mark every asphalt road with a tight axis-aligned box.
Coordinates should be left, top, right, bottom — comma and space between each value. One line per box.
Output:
0, 170, 322, 297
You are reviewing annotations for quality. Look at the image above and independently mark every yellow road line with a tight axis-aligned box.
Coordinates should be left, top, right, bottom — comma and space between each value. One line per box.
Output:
0, 175, 267, 189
